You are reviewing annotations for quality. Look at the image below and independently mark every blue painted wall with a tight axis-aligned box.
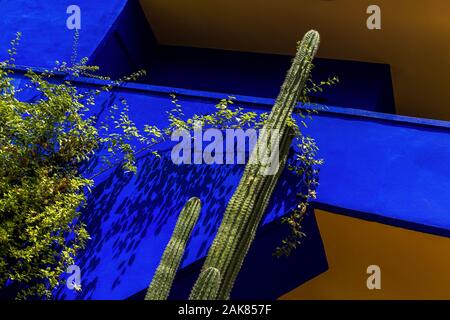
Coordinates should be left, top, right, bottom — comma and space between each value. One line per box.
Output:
144, 46, 395, 113
41, 78, 327, 300
307, 109, 450, 237
11, 69, 449, 299
7, 69, 329, 299
0, 0, 128, 68
89, 0, 157, 80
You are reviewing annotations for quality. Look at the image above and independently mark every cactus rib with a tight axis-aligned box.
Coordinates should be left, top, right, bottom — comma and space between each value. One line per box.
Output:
145, 197, 201, 300
189, 267, 221, 300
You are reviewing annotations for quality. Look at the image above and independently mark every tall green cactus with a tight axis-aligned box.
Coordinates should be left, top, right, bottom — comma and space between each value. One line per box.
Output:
145, 197, 201, 300
191, 30, 320, 299
189, 267, 221, 300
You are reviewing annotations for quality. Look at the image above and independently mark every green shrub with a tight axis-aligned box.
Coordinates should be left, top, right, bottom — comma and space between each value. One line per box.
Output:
0, 37, 96, 299
0, 33, 145, 299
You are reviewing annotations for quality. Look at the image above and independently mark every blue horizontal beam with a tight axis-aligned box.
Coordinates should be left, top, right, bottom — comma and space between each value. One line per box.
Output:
11, 65, 450, 235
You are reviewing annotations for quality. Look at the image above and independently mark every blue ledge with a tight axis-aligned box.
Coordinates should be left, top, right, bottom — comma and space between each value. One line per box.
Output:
10, 68, 450, 236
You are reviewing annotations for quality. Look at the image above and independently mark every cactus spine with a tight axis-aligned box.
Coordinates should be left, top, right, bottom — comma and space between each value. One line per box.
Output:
189, 267, 221, 300
191, 30, 320, 299
145, 197, 201, 300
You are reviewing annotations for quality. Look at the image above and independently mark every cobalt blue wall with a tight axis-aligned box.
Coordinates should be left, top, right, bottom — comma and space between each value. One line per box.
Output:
8, 70, 328, 299
144, 46, 396, 114
5, 66, 450, 299
5, 0, 448, 300
13, 67, 448, 239
306, 108, 450, 237
47, 79, 327, 300
0, 0, 128, 68
89, 0, 158, 80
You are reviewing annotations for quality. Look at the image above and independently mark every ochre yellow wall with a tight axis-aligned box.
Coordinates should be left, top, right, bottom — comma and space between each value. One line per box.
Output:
140, 0, 450, 121
280, 210, 450, 299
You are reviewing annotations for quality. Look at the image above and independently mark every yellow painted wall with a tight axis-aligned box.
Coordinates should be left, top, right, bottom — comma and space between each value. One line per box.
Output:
279, 210, 450, 299
140, 0, 450, 121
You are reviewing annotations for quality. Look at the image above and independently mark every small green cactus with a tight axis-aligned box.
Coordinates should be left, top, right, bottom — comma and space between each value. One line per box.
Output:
145, 197, 201, 300
189, 267, 221, 300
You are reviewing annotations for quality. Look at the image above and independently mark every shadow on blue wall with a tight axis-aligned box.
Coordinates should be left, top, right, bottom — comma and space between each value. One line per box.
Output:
55, 136, 327, 300
48, 85, 328, 299
8, 68, 450, 299
57, 138, 327, 299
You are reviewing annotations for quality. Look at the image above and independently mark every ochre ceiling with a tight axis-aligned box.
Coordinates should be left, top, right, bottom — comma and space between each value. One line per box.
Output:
140, 0, 450, 121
